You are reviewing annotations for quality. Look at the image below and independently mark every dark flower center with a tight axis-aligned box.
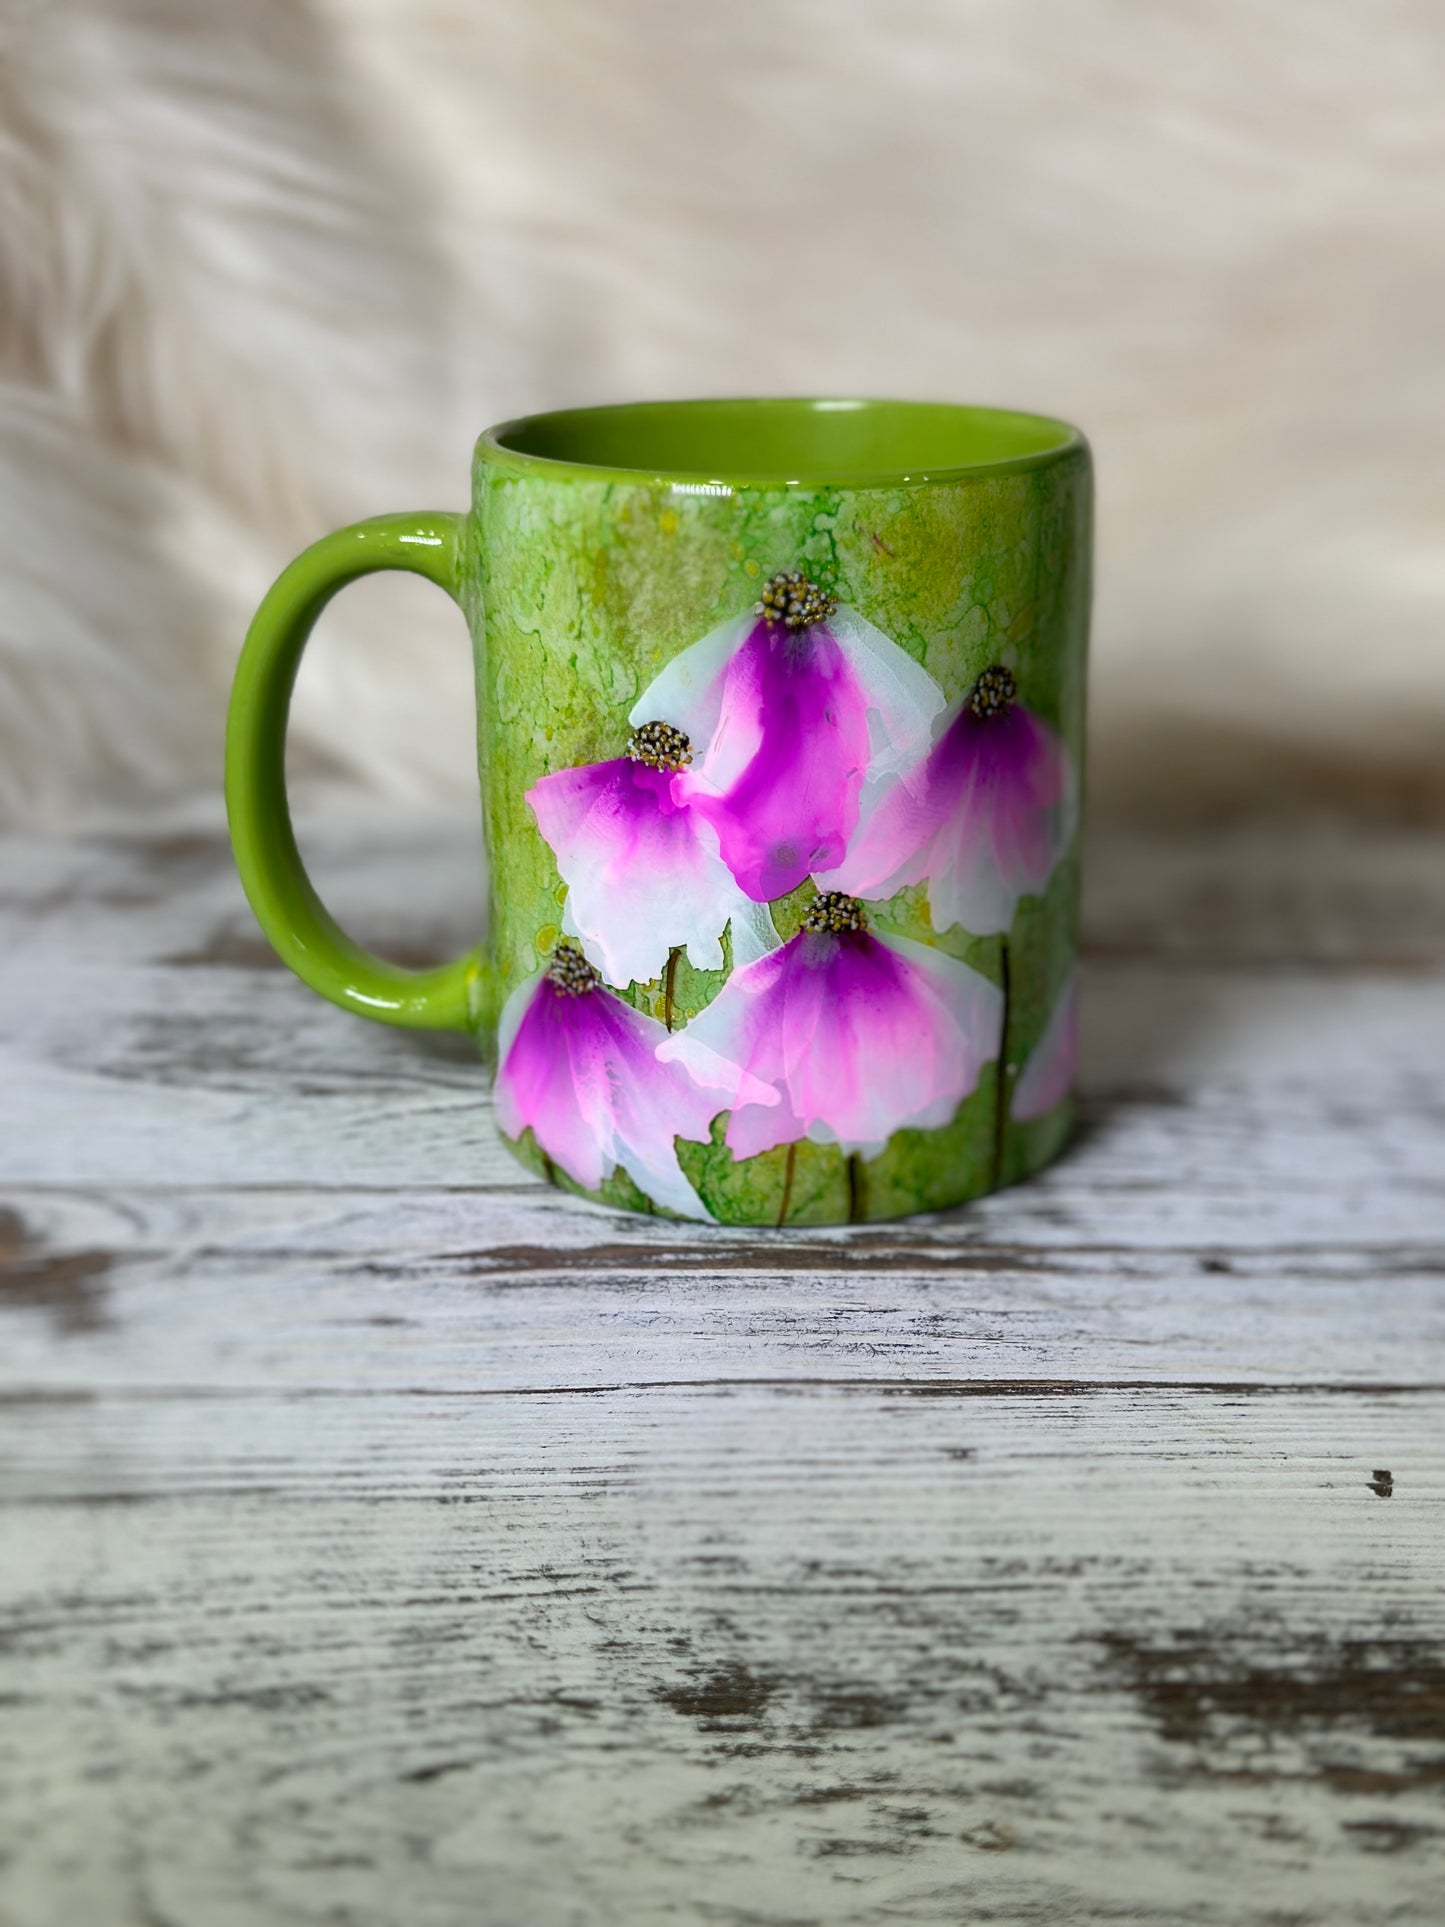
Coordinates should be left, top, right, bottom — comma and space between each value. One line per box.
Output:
802, 891, 868, 934
546, 939, 602, 995
967, 664, 1017, 719
627, 719, 692, 771
754, 570, 836, 631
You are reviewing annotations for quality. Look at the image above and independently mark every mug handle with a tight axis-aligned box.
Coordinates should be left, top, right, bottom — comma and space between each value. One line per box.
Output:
225, 512, 495, 1034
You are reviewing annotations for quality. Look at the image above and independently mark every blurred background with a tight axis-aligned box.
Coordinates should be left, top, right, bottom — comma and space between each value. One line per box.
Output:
2, 0, 1441, 828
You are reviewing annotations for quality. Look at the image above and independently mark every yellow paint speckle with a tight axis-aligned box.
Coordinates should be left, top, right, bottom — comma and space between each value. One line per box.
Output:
535, 923, 559, 953
659, 509, 680, 535
744, 558, 760, 576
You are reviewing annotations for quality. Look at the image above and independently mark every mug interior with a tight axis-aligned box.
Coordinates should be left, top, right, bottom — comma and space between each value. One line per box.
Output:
481, 397, 1080, 487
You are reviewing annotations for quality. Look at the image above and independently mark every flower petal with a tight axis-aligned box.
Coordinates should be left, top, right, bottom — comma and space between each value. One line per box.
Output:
727, 897, 784, 969
494, 970, 607, 1191
1011, 969, 1079, 1122
726, 1087, 810, 1162
495, 972, 720, 1218
528, 757, 747, 985
653, 1001, 783, 1116
827, 605, 946, 778
634, 603, 947, 905
827, 700, 1073, 936
676, 618, 872, 900
628, 612, 753, 750
659, 927, 1002, 1160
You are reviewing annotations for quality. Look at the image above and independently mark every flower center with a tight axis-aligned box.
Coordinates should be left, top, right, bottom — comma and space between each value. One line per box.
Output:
754, 570, 836, 631
967, 664, 1017, 719
802, 890, 868, 934
546, 939, 602, 995
626, 719, 693, 771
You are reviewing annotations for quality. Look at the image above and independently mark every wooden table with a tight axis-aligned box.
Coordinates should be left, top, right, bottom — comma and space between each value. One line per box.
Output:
2, 795, 1442, 1925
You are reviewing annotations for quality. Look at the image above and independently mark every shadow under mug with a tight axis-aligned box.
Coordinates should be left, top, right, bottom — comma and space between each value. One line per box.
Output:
226, 397, 1092, 1226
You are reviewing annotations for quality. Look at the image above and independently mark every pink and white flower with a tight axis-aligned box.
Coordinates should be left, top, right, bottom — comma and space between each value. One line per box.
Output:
494, 941, 720, 1218
632, 573, 945, 903
527, 721, 775, 988
1011, 969, 1080, 1122
825, 665, 1074, 936
657, 893, 1003, 1161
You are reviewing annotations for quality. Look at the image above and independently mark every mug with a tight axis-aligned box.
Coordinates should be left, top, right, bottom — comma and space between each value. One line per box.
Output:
226, 398, 1091, 1226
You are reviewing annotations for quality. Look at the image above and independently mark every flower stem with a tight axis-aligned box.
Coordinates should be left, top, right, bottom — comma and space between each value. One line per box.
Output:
540, 1147, 557, 1189
847, 1152, 868, 1224
777, 1142, 797, 1226
663, 945, 681, 1032
991, 935, 1012, 1190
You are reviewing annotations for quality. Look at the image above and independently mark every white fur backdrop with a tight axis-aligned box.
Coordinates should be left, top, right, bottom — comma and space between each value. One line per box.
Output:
2, 0, 1442, 825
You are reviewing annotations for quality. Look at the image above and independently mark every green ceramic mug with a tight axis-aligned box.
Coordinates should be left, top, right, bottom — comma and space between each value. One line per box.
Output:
227, 398, 1091, 1225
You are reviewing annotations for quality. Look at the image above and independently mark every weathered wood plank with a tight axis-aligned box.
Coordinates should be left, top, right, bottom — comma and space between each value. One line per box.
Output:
2, 1384, 1442, 1924
1082, 820, 1445, 969
2, 798, 1443, 1926
2, 1190, 1443, 1395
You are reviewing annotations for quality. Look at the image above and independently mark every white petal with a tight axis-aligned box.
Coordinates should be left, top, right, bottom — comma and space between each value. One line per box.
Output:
629, 611, 753, 746
656, 1027, 781, 1111
925, 827, 1021, 937
828, 606, 946, 778
682, 930, 726, 972
1012, 969, 1080, 1122
835, 932, 1003, 1153
539, 770, 746, 988
727, 898, 783, 968
564, 883, 726, 981
499, 979, 719, 1218
614, 1139, 713, 1221
494, 966, 543, 1077
598, 1002, 721, 1219
661, 929, 1002, 1165
822, 758, 936, 904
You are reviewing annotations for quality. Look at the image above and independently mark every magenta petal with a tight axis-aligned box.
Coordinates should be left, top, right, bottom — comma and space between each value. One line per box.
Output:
1011, 969, 1079, 1122
659, 927, 1002, 1160
827, 701, 1073, 936
528, 758, 748, 986
494, 973, 720, 1218
677, 618, 872, 901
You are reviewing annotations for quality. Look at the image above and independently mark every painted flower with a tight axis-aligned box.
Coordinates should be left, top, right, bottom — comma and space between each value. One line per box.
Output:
494, 941, 720, 1219
527, 721, 776, 988
657, 893, 1003, 1161
824, 665, 1074, 937
631, 573, 945, 903
1011, 968, 1080, 1122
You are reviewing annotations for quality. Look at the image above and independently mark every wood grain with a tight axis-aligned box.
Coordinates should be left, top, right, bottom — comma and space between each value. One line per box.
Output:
1, 794, 1442, 1925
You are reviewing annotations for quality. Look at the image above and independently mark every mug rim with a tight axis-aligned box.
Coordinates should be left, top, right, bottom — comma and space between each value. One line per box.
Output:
476, 396, 1085, 490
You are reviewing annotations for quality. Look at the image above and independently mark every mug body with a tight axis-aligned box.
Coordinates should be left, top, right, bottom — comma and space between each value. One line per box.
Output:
469, 399, 1091, 1225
